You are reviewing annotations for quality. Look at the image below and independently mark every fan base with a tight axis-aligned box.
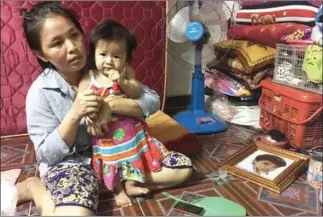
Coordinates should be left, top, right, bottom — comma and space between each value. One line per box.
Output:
174, 109, 227, 134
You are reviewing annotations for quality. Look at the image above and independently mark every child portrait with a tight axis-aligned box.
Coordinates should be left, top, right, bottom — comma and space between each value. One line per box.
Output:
236, 150, 294, 180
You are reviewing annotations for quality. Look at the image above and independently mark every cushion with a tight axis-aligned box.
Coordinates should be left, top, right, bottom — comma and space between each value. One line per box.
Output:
236, 1, 320, 26
302, 45, 322, 83
214, 40, 276, 74
146, 111, 200, 156
227, 23, 313, 47
0, 1, 166, 136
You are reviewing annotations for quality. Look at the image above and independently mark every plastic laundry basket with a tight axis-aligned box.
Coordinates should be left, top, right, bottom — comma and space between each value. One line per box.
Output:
259, 79, 322, 149
273, 44, 322, 94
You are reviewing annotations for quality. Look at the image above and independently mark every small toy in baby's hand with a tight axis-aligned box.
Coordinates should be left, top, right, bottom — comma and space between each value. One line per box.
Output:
302, 45, 322, 83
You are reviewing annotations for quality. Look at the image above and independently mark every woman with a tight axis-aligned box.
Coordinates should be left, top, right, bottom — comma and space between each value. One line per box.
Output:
16, 1, 192, 216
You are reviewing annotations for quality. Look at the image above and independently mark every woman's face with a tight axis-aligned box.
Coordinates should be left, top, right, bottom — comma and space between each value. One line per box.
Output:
254, 160, 277, 174
37, 15, 87, 76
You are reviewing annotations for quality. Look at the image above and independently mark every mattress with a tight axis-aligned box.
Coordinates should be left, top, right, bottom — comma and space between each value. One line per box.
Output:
0, 1, 166, 136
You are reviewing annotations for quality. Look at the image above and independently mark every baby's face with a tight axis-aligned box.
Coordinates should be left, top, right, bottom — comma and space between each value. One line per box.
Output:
254, 160, 277, 174
95, 39, 127, 77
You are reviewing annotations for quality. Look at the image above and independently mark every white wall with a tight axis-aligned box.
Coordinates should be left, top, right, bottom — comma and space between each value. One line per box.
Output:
165, 0, 240, 96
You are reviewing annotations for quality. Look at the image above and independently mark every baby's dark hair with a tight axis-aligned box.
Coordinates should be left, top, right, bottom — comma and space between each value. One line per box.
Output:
21, 1, 84, 70
255, 154, 287, 168
89, 19, 137, 66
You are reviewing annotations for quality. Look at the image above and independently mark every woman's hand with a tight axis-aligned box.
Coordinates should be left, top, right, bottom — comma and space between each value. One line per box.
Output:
85, 117, 105, 136
85, 98, 113, 136
71, 89, 102, 120
95, 100, 113, 128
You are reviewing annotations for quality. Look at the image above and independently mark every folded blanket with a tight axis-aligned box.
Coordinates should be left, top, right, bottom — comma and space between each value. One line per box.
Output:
236, 1, 319, 26
228, 23, 313, 47
146, 111, 200, 156
211, 61, 274, 90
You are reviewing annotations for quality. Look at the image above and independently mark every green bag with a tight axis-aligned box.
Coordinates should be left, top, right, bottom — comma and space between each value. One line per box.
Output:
302, 45, 322, 84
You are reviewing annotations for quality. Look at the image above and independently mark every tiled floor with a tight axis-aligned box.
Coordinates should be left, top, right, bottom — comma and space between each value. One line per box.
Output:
16, 164, 39, 216
1, 126, 322, 216
1, 143, 35, 172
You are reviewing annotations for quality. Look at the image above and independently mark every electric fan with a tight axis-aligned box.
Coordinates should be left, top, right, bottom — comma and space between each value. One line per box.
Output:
166, 0, 235, 134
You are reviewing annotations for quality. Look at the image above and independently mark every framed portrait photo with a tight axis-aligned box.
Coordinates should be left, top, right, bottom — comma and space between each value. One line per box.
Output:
221, 142, 310, 193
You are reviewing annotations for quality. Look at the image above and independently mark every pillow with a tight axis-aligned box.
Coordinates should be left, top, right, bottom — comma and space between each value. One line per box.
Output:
236, 1, 320, 26
227, 23, 311, 47
214, 40, 276, 74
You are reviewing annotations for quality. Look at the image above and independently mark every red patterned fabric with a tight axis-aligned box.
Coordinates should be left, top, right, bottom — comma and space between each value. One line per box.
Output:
236, 1, 320, 26
228, 23, 311, 47
240, 0, 322, 7
0, 1, 166, 136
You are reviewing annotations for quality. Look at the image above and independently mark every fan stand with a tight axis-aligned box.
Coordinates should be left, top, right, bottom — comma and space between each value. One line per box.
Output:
174, 47, 228, 134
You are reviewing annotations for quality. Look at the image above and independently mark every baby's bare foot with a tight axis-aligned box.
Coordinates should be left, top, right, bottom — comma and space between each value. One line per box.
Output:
115, 191, 132, 207
114, 182, 132, 207
125, 185, 150, 197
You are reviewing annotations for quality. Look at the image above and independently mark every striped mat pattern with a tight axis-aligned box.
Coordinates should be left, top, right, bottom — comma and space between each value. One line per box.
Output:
1, 125, 322, 216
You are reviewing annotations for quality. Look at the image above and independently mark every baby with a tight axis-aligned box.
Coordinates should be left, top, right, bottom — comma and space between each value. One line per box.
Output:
78, 20, 184, 207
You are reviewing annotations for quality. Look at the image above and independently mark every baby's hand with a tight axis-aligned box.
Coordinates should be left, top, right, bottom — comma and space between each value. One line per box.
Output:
88, 113, 98, 120
109, 67, 127, 82
86, 118, 105, 136
85, 116, 94, 125
109, 69, 121, 81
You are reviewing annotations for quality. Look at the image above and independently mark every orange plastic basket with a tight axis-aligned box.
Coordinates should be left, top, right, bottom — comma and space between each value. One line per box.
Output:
259, 79, 322, 149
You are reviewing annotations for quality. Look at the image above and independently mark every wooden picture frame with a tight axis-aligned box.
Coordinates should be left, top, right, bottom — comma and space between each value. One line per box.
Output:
221, 142, 309, 193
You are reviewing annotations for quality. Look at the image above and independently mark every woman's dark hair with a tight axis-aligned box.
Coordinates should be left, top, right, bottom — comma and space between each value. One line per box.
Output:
88, 19, 137, 70
255, 154, 287, 168
21, 1, 84, 70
